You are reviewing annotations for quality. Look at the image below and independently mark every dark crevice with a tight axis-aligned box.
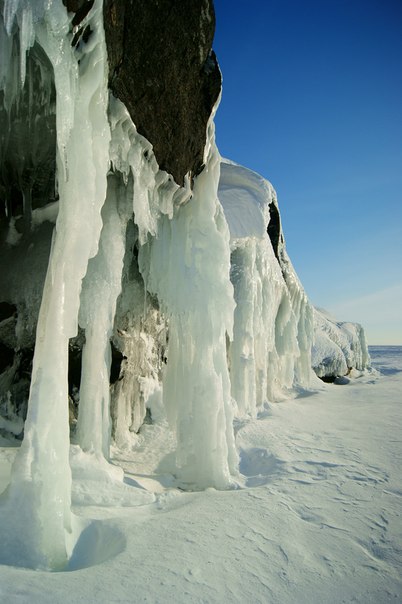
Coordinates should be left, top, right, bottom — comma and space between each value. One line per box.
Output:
319, 375, 338, 383
110, 342, 124, 384
267, 201, 281, 262
0, 342, 14, 373
0, 302, 17, 322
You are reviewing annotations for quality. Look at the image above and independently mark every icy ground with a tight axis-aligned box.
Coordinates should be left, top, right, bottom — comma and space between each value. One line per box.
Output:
0, 347, 401, 604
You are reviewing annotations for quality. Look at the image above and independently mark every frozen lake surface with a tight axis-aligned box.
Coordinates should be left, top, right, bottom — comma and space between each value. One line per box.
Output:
0, 346, 401, 603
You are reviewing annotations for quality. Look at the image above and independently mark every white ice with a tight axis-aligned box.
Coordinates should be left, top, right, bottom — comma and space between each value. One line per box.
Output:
0, 0, 110, 570
313, 306, 370, 378
138, 115, 238, 489
218, 159, 315, 416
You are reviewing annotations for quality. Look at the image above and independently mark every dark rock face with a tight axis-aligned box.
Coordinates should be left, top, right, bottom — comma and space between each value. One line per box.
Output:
103, 0, 221, 185
48, 0, 220, 188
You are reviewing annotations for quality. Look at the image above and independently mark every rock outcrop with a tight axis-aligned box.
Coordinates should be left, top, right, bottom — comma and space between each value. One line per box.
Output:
64, 0, 221, 185
312, 308, 370, 381
103, 0, 221, 185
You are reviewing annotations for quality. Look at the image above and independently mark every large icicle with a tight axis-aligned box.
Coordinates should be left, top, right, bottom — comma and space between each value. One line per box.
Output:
278, 250, 314, 388
229, 238, 290, 415
0, 0, 110, 569
139, 117, 238, 489
76, 175, 129, 459
107, 96, 192, 448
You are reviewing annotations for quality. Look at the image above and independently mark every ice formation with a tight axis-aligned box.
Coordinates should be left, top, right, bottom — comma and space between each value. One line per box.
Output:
219, 160, 314, 415
312, 307, 370, 379
76, 176, 128, 459
0, 0, 371, 572
0, 0, 111, 569
108, 96, 238, 488
0, 0, 238, 568
139, 116, 238, 488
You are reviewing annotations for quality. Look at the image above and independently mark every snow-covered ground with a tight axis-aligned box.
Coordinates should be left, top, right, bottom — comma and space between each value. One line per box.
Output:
0, 346, 400, 603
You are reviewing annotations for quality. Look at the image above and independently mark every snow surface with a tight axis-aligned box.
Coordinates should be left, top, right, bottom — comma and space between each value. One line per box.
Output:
0, 347, 400, 603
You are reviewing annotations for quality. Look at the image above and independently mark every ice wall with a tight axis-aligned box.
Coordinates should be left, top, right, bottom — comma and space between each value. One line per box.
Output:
219, 160, 314, 416
0, 0, 110, 569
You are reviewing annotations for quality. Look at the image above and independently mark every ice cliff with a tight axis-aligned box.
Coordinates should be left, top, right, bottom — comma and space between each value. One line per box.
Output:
0, 0, 370, 570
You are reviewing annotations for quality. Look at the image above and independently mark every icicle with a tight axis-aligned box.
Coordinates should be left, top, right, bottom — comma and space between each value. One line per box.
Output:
107, 97, 186, 450
138, 111, 238, 489
76, 175, 129, 459
280, 252, 314, 388
3, 0, 41, 87
107, 93, 238, 486
0, 0, 110, 570
109, 95, 191, 243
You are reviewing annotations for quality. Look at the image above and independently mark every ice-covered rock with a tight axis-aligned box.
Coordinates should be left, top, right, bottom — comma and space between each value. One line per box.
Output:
312, 307, 370, 380
218, 160, 314, 415
102, 0, 221, 185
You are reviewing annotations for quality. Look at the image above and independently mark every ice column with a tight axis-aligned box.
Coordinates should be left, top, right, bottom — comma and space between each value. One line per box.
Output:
140, 119, 238, 489
76, 175, 129, 458
0, 0, 110, 569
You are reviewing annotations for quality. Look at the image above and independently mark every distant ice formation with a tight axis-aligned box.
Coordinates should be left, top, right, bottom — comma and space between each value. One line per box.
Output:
312, 307, 370, 380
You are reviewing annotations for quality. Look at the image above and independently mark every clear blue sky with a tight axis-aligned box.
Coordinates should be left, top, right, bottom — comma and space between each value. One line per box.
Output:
213, 0, 402, 345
